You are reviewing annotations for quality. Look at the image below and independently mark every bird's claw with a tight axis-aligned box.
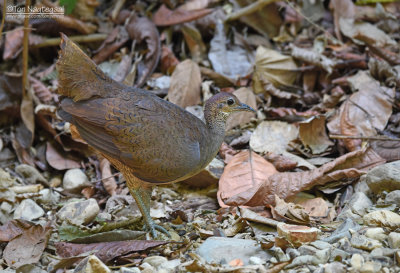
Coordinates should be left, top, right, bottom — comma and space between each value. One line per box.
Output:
147, 222, 171, 239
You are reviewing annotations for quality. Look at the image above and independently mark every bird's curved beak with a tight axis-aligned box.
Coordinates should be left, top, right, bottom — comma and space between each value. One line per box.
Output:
234, 103, 256, 113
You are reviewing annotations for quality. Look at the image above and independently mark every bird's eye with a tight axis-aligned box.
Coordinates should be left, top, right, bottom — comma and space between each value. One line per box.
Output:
227, 98, 234, 106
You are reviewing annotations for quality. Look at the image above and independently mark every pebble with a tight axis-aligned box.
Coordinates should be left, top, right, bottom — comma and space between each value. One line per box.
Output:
323, 218, 361, 243
13, 199, 44, 220
337, 192, 372, 220
330, 248, 349, 262
359, 261, 381, 273
385, 190, 400, 206
197, 237, 271, 265
388, 232, 400, 248
37, 188, 61, 205
350, 253, 364, 270
57, 198, 99, 225
363, 210, 400, 230
63, 168, 90, 192
350, 234, 382, 250
323, 262, 347, 273
15, 164, 48, 185
366, 161, 400, 194
120, 267, 141, 273
249, 256, 264, 265
365, 227, 387, 242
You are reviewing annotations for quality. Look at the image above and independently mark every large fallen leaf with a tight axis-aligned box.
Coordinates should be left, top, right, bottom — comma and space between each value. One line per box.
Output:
4, 222, 52, 268
327, 71, 395, 151
208, 22, 254, 80
0, 219, 32, 242
226, 88, 257, 130
217, 150, 278, 208
299, 116, 333, 154
100, 158, 117, 196
168, 59, 202, 107
152, 4, 213, 26
253, 46, 298, 92
55, 240, 169, 263
125, 14, 161, 87
340, 17, 397, 48
250, 121, 298, 154
46, 142, 81, 170
219, 147, 384, 207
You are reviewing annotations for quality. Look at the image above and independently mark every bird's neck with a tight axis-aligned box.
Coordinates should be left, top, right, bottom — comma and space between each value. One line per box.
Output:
204, 108, 227, 150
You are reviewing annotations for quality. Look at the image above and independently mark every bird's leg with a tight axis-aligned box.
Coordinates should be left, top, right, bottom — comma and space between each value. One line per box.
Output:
128, 183, 170, 238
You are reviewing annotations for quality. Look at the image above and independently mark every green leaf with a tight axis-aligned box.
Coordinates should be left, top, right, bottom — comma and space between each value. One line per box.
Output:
60, 0, 77, 14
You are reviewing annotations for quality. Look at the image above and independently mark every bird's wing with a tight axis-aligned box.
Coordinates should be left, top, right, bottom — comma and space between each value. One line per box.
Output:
60, 93, 205, 183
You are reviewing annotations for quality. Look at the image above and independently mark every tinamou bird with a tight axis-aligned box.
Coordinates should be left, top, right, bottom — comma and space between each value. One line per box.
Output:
56, 34, 255, 237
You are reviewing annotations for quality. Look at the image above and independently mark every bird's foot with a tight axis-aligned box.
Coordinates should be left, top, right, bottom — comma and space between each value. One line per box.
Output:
146, 221, 171, 239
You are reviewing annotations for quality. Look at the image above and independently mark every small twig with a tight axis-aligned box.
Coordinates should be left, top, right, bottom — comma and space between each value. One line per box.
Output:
90, 172, 121, 183
284, 0, 343, 45
329, 134, 400, 141
225, 0, 278, 22
31, 33, 108, 48
0, 0, 6, 38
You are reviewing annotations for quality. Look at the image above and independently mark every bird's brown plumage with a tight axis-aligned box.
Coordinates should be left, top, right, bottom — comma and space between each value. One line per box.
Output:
56, 34, 255, 237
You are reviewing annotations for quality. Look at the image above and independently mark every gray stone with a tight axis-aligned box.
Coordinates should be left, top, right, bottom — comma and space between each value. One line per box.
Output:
323, 262, 347, 273
57, 198, 99, 225
366, 161, 400, 194
15, 164, 47, 185
323, 218, 361, 243
197, 237, 271, 265
386, 190, 400, 206
74, 255, 110, 273
330, 248, 349, 261
337, 192, 372, 220
286, 255, 320, 268
350, 253, 364, 270
286, 248, 300, 259
13, 199, 44, 220
310, 240, 332, 250
350, 234, 382, 250
271, 247, 290, 262
360, 261, 382, 273
37, 188, 61, 205
370, 247, 398, 257
298, 245, 318, 256
388, 232, 400, 248
120, 267, 141, 273
62, 168, 90, 192
355, 175, 372, 196
249, 256, 264, 265
365, 227, 387, 242
142, 256, 180, 273
315, 248, 330, 263
363, 210, 400, 230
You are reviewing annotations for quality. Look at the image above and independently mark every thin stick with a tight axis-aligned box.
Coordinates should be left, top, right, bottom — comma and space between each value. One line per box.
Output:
285, 0, 343, 45
329, 134, 400, 141
0, 0, 6, 38
225, 0, 277, 22
31, 33, 108, 48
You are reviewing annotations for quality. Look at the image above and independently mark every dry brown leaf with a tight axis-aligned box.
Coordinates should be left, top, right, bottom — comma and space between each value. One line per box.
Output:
264, 153, 298, 172
125, 14, 161, 87
179, 0, 211, 10
226, 88, 257, 130
4, 223, 52, 268
271, 196, 310, 224
371, 140, 400, 162
100, 158, 117, 196
327, 71, 395, 151
53, 15, 97, 34
152, 4, 213, 26
296, 197, 329, 218
329, 0, 355, 41
250, 121, 298, 154
161, 45, 180, 75
291, 46, 336, 74
299, 116, 333, 154
55, 240, 169, 263
29, 76, 53, 103
3, 27, 24, 60
0, 220, 32, 242
217, 150, 278, 208
253, 46, 298, 92
181, 24, 207, 63
242, 147, 384, 207
168, 59, 202, 107
46, 142, 81, 170
92, 26, 129, 64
